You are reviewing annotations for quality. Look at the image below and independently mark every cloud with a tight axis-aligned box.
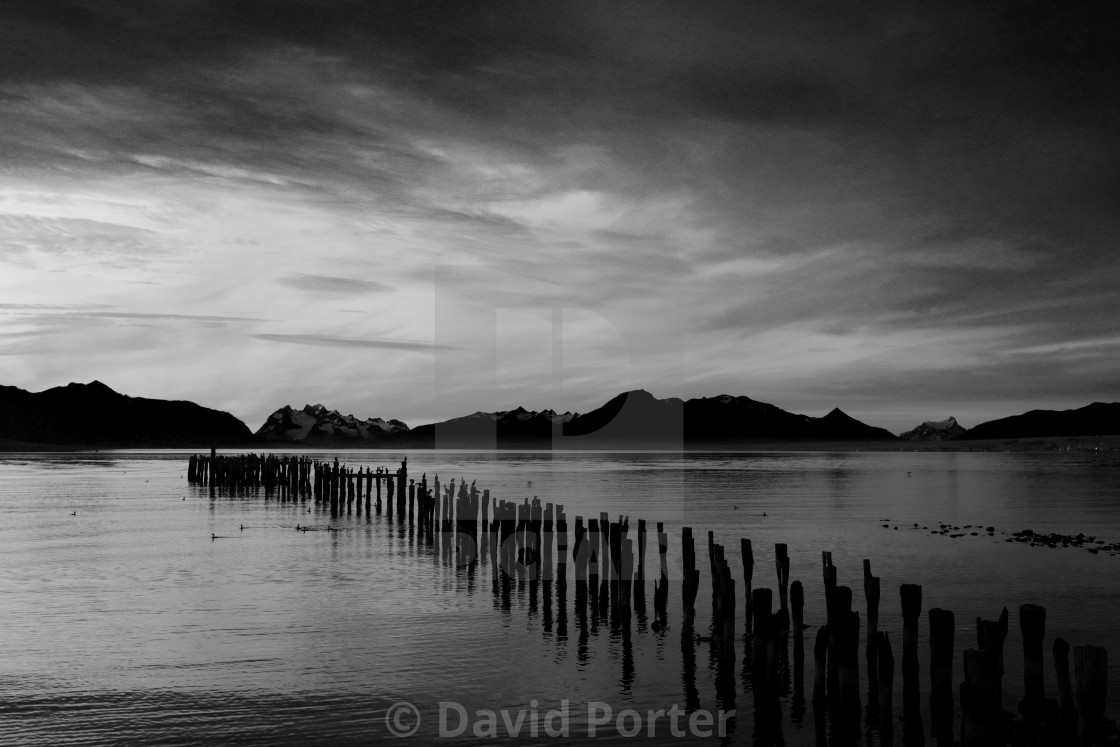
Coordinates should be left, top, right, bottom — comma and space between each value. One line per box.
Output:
252, 333, 453, 351
0, 307, 266, 324
278, 274, 390, 295
1, 2, 1118, 428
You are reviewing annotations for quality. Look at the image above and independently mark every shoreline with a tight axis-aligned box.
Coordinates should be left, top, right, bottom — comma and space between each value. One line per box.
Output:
3, 435, 1118, 454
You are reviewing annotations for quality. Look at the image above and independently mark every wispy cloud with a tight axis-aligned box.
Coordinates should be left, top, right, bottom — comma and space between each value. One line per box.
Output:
278, 274, 389, 295
252, 333, 453, 351
0, 307, 267, 324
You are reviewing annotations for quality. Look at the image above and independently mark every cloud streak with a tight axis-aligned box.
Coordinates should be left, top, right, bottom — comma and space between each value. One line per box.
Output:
278, 274, 390, 295
252, 333, 453, 351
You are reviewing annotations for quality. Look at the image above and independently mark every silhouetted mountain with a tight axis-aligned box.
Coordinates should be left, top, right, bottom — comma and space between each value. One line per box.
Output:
256, 404, 408, 444
900, 416, 966, 441
391, 406, 576, 448
564, 389, 684, 446
380, 389, 897, 448
962, 402, 1120, 440
0, 381, 255, 447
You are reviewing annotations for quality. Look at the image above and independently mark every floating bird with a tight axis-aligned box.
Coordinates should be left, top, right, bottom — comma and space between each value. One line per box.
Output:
70, 511, 77, 516
211, 533, 217, 540
733, 505, 738, 510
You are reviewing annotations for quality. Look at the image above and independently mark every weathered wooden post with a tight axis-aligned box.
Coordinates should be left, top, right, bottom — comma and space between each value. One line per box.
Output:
741, 538, 753, 630
961, 647, 1002, 747
791, 579, 805, 699
878, 632, 895, 747
386, 474, 394, 518
600, 511, 611, 583
1019, 603, 1046, 713
901, 583, 922, 724
929, 607, 955, 746
813, 625, 828, 707
752, 588, 774, 688
828, 585, 861, 732
775, 542, 790, 630
574, 516, 587, 586
682, 527, 699, 613
864, 559, 881, 710
1054, 637, 1075, 719
635, 518, 647, 614
556, 508, 567, 587
1074, 645, 1108, 746
655, 522, 668, 626
790, 579, 804, 631
408, 479, 416, 523
976, 607, 1008, 709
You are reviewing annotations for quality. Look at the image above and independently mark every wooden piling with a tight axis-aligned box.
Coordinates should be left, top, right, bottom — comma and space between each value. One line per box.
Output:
682, 527, 699, 613
752, 588, 774, 690
976, 607, 1008, 709
1054, 637, 1075, 717
1074, 645, 1108, 746
961, 647, 1002, 747
775, 542, 790, 629
864, 559, 881, 707
741, 538, 753, 629
1019, 603, 1046, 712
877, 632, 895, 747
791, 579, 804, 632
813, 625, 828, 706
929, 607, 955, 745
900, 583, 922, 721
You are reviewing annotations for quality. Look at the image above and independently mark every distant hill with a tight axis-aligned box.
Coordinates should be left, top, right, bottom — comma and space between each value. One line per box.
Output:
256, 404, 408, 445
388, 406, 576, 448
900, 416, 966, 441
375, 389, 898, 448
22, 382, 1117, 451
962, 402, 1120, 440
0, 381, 255, 447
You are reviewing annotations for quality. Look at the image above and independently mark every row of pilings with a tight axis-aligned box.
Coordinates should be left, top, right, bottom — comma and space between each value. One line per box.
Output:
189, 452, 1112, 745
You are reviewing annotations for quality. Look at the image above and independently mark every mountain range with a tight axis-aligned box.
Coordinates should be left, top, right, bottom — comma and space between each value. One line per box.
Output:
256, 390, 900, 448
0, 381, 253, 447
900, 417, 966, 441
257, 404, 408, 444
0, 381, 1116, 449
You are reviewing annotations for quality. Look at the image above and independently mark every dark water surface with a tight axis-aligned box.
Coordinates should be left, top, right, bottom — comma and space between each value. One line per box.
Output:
1, 450, 1118, 745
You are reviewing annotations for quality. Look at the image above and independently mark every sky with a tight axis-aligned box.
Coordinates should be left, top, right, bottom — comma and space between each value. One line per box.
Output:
1, 1, 1118, 433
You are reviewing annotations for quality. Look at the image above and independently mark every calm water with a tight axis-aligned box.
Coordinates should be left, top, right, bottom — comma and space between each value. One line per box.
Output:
1, 450, 1118, 745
